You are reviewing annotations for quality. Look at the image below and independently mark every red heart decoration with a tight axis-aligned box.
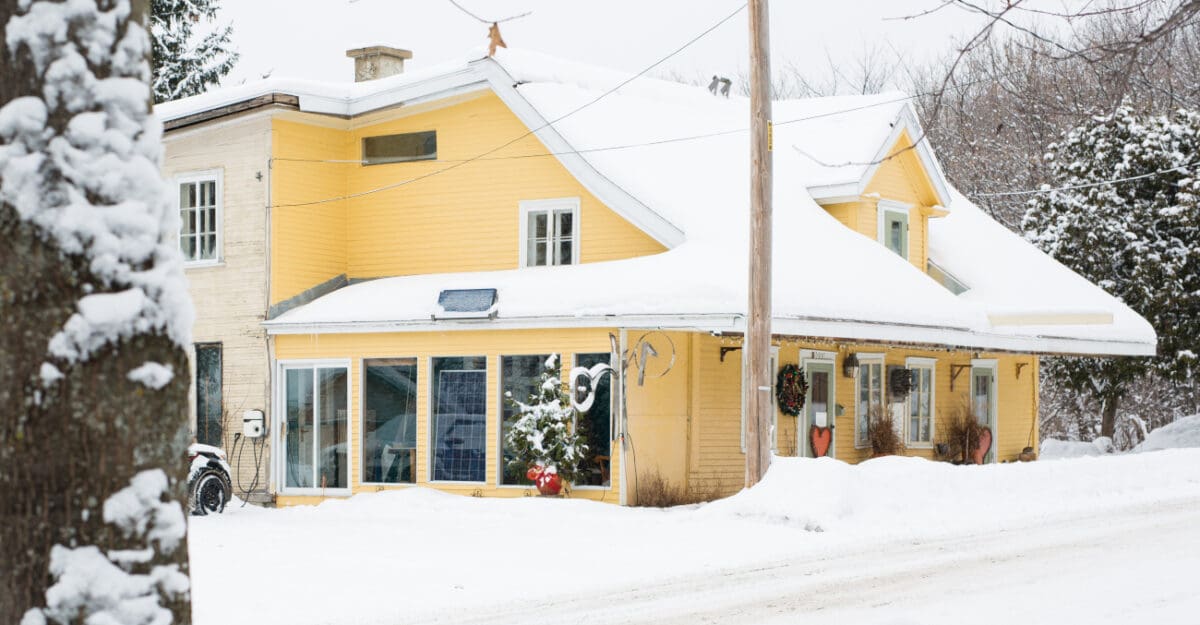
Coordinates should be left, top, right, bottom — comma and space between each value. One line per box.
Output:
810, 425, 832, 458
973, 428, 993, 464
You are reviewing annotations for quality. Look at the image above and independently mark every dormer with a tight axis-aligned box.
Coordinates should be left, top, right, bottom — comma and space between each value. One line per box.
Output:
805, 103, 954, 276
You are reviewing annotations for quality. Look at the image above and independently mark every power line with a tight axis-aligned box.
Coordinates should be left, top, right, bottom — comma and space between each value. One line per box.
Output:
973, 161, 1199, 197
272, 2, 748, 208
445, 0, 531, 24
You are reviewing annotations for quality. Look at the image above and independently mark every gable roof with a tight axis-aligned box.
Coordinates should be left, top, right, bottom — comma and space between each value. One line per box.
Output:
158, 49, 1155, 356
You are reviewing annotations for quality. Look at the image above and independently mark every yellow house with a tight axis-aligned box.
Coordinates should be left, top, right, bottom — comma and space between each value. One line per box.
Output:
158, 47, 1156, 507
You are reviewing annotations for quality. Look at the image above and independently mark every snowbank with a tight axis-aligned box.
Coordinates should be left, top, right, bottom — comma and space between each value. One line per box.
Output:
700, 452, 1200, 539
1136, 414, 1200, 452
1040, 436, 1113, 459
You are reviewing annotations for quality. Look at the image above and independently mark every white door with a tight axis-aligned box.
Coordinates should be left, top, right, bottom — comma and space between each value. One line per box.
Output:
971, 364, 998, 463
801, 361, 836, 457
278, 363, 350, 494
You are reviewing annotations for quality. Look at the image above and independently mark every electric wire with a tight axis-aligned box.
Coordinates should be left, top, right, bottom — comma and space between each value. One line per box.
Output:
973, 160, 1200, 197
270, 2, 748, 208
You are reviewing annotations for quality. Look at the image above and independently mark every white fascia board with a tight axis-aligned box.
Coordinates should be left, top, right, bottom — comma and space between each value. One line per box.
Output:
769, 316, 1155, 357
264, 313, 742, 335
472, 58, 686, 249
297, 67, 486, 117
263, 310, 1153, 356
853, 104, 952, 208
807, 181, 865, 203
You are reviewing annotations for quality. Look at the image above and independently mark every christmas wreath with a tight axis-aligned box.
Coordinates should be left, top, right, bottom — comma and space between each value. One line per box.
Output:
775, 364, 808, 416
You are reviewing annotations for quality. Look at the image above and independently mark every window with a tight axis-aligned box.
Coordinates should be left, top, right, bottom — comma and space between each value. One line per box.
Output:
362, 130, 436, 165
575, 353, 613, 487
877, 201, 909, 259
855, 356, 884, 447
500, 354, 552, 486
194, 343, 222, 446
282, 365, 348, 492
363, 359, 418, 484
906, 359, 935, 446
431, 356, 487, 482
520, 198, 579, 267
178, 172, 220, 263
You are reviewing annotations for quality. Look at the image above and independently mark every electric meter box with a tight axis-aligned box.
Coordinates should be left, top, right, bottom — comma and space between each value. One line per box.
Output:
243, 409, 265, 438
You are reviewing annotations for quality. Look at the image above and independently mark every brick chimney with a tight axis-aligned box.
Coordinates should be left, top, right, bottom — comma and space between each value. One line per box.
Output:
346, 46, 413, 82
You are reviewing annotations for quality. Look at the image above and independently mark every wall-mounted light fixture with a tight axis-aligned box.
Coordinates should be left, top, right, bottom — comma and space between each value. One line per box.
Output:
842, 352, 860, 379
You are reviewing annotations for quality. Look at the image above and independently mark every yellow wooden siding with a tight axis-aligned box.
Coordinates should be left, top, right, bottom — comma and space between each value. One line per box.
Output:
862, 130, 938, 271
268, 93, 666, 308
344, 94, 665, 277
686, 335, 1039, 497
623, 331, 692, 492
270, 119, 352, 303
273, 328, 622, 506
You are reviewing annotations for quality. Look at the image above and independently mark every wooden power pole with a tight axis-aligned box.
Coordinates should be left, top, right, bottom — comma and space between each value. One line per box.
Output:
745, 0, 773, 487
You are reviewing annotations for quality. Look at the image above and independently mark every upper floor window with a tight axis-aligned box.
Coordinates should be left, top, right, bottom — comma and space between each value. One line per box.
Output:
520, 198, 579, 267
178, 171, 221, 264
363, 130, 437, 165
877, 201, 910, 259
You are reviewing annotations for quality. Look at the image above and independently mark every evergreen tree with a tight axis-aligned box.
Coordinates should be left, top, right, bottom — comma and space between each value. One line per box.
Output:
150, 0, 237, 103
1023, 105, 1200, 438
503, 355, 589, 485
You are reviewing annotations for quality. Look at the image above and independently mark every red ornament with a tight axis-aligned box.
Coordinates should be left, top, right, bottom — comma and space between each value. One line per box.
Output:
526, 465, 542, 481
537, 472, 563, 496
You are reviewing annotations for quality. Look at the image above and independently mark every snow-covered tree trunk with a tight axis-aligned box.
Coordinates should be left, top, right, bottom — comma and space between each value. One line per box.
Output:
0, 1, 193, 623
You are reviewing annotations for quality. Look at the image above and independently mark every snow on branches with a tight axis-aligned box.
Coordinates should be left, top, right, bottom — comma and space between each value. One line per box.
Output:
1023, 105, 1200, 382
1, 0, 193, 366
150, 0, 237, 103
20, 470, 188, 625
503, 354, 589, 486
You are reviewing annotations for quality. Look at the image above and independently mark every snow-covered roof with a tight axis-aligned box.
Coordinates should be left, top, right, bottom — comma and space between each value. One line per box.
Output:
160, 48, 1154, 356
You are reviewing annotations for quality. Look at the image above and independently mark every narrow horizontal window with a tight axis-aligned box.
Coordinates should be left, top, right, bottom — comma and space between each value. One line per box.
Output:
363, 130, 437, 165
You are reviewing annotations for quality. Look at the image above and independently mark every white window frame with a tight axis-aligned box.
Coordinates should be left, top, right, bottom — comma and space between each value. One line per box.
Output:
273, 358, 353, 498
854, 353, 885, 449
359, 357, 419, 487
905, 357, 937, 448
876, 199, 911, 260
175, 169, 223, 267
739, 346, 779, 453
519, 197, 581, 268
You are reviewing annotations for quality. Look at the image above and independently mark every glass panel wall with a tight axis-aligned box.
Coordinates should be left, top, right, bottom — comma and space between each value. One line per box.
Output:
500, 355, 551, 485
431, 357, 487, 482
575, 353, 612, 487
363, 359, 418, 484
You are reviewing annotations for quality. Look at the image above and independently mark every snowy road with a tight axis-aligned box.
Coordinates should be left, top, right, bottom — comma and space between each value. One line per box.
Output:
432, 498, 1200, 625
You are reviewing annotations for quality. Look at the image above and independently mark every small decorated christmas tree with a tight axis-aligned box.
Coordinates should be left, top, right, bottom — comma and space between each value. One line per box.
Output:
504, 355, 588, 493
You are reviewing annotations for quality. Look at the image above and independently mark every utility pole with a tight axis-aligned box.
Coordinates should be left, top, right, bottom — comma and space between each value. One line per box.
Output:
745, 0, 773, 488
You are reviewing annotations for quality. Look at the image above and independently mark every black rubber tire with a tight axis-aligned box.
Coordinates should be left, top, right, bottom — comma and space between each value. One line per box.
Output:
191, 468, 231, 515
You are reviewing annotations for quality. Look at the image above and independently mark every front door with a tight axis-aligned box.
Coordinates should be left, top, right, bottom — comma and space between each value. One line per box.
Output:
279, 364, 349, 494
971, 364, 997, 463
802, 361, 835, 457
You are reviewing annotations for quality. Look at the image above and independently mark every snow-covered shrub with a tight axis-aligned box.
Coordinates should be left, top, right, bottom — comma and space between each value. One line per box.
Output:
503, 354, 589, 486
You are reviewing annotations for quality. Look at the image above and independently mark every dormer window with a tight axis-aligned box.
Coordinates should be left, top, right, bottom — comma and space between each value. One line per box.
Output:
877, 200, 910, 259
520, 198, 579, 267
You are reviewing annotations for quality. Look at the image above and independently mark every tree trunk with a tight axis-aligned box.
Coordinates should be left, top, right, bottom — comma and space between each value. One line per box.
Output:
1100, 394, 1120, 439
0, 1, 192, 622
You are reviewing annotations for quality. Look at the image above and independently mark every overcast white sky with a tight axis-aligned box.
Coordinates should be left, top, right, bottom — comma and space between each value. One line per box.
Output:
214, 0, 1033, 88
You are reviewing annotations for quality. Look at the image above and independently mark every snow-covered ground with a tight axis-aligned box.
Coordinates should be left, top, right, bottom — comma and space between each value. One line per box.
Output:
1041, 413, 1200, 458
190, 450, 1200, 625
